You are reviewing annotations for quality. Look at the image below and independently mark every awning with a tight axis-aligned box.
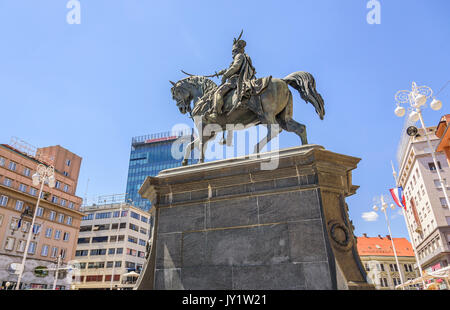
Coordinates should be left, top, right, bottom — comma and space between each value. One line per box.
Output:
122, 271, 140, 277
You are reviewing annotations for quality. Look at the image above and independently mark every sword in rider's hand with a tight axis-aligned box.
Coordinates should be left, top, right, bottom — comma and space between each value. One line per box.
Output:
181, 70, 223, 79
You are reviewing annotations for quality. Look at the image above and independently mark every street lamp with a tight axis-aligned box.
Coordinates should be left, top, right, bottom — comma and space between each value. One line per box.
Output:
15, 164, 55, 290
372, 194, 405, 289
394, 82, 450, 208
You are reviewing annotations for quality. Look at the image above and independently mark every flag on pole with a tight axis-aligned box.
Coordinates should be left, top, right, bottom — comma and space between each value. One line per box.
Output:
390, 187, 406, 210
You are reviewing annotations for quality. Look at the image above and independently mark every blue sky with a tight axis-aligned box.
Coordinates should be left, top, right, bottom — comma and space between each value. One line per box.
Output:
1, 0, 449, 241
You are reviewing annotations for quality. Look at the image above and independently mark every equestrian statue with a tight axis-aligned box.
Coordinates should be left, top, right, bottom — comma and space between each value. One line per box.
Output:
170, 30, 325, 166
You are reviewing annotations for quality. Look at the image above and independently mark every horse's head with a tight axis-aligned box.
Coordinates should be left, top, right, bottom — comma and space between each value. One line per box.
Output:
170, 76, 218, 116
170, 80, 192, 115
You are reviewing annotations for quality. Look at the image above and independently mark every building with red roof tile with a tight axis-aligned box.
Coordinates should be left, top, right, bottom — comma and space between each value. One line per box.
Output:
357, 234, 420, 290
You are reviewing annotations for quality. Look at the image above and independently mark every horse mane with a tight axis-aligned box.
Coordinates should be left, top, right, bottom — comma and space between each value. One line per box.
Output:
181, 75, 218, 95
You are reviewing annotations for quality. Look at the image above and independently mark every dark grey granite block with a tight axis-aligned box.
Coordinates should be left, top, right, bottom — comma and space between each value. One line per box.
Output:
154, 269, 183, 290
182, 231, 206, 267
275, 176, 299, 189
205, 229, 235, 266
232, 263, 306, 290
258, 190, 321, 224
207, 197, 258, 229
288, 220, 328, 263
182, 266, 232, 290
232, 224, 290, 266
155, 233, 182, 269
303, 262, 333, 290
158, 203, 205, 233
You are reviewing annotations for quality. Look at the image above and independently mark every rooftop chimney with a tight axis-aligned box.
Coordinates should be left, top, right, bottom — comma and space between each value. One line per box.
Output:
386, 235, 391, 240
378, 235, 382, 239
363, 233, 367, 238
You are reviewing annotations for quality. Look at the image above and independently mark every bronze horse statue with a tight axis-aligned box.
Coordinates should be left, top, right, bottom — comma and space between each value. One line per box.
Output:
170, 71, 325, 165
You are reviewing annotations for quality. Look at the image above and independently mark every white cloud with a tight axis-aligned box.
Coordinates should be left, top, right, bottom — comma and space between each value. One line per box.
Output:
362, 211, 379, 222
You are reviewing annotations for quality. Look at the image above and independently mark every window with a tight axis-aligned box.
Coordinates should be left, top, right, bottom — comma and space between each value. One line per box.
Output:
55, 181, 61, 189
49, 211, 56, 221
128, 236, 137, 244
95, 212, 111, 220
80, 225, 92, 232
77, 237, 90, 244
82, 214, 93, 221
429, 162, 442, 171
129, 223, 139, 232
23, 167, 31, 177
8, 161, 16, 171
139, 239, 146, 246
106, 261, 114, 268
111, 223, 119, 230
380, 278, 388, 287
60, 199, 66, 207
32, 224, 41, 235
119, 223, 126, 229
51, 196, 59, 204
41, 245, 49, 257
45, 228, 53, 238
28, 242, 36, 254
113, 211, 120, 218
131, 211, 140, 220
116, 248, 123, 254
92, 236, 108, 243
0, 195, 8, 207
68, 202, 74, 209
63, 232, 70, 241
55, 230, 61, 240
121, 211, 128, 217
63, 184, 69, 193
115, 261, 122, 267
75, 250, 89, 256
140, 227, 147, 235
90, 249, 107, 256
36, 207, 44, 217
57, 214, 64, 223
51, 247, 58, 258
0, 157, 4, 166
126, 248, 137, 256
66, 216, 72, 225
108, 248, 116, 255
5, 237, 15, 250
393, 278, 400, 286
63, 171, 69, 177
66, 159, 71, 167
138, 251, 145, 258
86, 275, 103, 282
141, 216, 148, 223
93, 224, 110, 231
17, 240, 26, 252
118, 235, 125, 242
29, 188, 37, 196
19, 184, 27, 192
3, 178, 12, 187
0, 214, 3, 226
110, 236, 117, 242
60, 248, 66, 259
125, 261, 136, 269
15, 200, 24, 211
440, 198, 448, 207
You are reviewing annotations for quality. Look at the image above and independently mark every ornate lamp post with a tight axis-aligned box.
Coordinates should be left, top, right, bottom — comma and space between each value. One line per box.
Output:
15, 164, 55, 290
372, 195, 405, 289
394, 82, 450, 208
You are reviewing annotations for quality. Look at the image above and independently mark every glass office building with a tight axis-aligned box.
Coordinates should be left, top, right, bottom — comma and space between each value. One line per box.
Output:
125, 130, 196, 211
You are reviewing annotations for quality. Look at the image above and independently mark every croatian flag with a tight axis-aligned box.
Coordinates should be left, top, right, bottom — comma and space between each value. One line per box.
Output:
390, 187, 406, 210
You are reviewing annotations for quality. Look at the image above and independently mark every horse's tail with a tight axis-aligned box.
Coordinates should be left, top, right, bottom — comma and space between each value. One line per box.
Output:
282, 71, 325, 120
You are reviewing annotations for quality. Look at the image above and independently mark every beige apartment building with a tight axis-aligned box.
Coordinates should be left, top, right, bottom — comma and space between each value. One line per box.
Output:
0, 144, 84, 290
357, 234, 420, 290
72, 199, 153, 290
397, 126, 450, 278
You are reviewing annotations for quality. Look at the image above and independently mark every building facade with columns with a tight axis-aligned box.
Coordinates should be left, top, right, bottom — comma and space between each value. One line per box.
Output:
0, 144, 84, 290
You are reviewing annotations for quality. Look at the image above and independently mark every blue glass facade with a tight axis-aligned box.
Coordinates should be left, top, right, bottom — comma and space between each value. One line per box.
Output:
125, 130, 196, 211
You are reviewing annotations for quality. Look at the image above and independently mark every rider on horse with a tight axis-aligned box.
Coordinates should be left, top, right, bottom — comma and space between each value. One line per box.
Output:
209, 32, 257, 121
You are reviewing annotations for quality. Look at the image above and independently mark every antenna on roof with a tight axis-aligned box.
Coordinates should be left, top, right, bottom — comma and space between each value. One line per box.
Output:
83, 178, 90, 206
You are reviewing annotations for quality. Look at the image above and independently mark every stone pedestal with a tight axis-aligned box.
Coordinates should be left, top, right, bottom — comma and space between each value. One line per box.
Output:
136, 145, 374, 290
